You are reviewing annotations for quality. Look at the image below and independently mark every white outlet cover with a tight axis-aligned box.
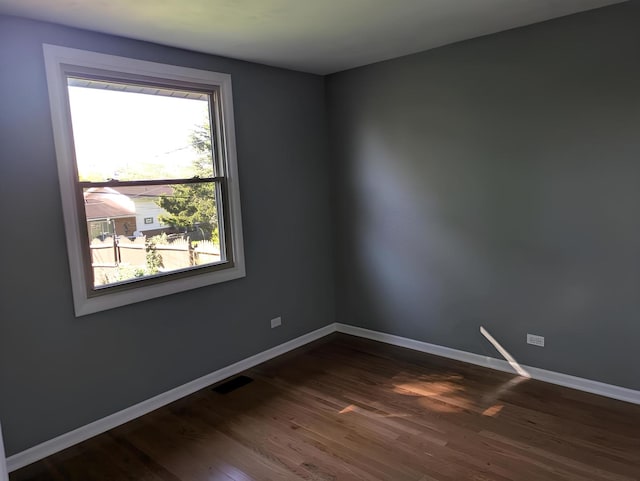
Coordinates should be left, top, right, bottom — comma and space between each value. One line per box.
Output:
270, 317, 282, 328
527, 334, 545, 347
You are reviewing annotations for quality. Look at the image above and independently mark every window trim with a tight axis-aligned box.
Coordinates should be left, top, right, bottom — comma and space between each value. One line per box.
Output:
43, 44, 245, 316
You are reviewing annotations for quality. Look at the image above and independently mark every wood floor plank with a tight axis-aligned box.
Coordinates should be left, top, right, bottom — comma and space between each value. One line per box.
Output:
10, 334, 640, 481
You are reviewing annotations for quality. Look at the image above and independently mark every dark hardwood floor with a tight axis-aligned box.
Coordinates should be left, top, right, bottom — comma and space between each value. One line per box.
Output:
11, 334, 640, 481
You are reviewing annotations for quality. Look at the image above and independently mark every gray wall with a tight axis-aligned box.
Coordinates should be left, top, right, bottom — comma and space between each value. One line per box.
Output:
0, 16, 334, 455
2, 0, 640, 459
327, 2, 640, 391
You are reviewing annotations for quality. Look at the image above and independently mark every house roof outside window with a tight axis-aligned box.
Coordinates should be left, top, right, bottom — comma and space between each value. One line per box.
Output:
84, 187, 136, 220
83, 185, 174, 220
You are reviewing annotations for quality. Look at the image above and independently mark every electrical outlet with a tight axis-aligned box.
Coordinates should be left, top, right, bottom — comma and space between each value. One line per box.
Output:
270, 316, 282, 328
527, 334, 545, 347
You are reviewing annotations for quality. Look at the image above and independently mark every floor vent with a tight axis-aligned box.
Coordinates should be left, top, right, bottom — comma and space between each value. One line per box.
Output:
212, 375, 254, 394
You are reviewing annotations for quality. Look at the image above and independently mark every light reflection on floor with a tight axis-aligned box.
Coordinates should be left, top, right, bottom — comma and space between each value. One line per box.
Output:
337, 328, 533, 419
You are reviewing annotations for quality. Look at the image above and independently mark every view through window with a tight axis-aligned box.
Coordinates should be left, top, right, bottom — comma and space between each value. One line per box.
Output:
67, 77, 225, 288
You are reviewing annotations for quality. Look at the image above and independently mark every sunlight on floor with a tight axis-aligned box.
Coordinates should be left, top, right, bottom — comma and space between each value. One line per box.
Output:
482, 404, 504, 417
481, 376, 530, 406
393, 380, 461, 397
339, 404, 356, 414
337, 330, 534, 419
391, 374, 473, 413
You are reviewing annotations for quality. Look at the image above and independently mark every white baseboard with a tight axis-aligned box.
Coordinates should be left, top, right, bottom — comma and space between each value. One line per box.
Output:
335, 323, 640, 406
0, 423, 8, 481
6, 323, 337, 473
7, 321, 639, 472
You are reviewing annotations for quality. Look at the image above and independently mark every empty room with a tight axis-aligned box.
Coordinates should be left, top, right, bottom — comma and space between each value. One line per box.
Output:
1, 0, 639, 480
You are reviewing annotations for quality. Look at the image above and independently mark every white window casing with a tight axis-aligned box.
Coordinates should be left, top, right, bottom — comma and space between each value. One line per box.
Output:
43, 44, 245, 316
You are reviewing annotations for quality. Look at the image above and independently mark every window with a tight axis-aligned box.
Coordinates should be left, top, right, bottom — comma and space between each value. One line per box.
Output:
43, 45, 245, 316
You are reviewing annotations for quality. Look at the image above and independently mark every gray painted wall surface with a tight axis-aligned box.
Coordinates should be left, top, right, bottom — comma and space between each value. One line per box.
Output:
327, 2, 640, 391
0, 16, 334, 455
2, 0, 640, 460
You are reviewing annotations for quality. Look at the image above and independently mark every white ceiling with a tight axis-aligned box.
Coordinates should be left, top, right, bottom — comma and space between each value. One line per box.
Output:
0, 0, 626, 74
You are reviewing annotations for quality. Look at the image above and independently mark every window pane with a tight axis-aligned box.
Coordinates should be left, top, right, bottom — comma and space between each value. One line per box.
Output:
83, 183, 221, 288
67, 78, 214, 182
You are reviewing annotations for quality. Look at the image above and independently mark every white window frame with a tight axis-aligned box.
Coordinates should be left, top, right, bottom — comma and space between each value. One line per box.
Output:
43, 44, 245, 316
